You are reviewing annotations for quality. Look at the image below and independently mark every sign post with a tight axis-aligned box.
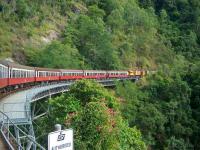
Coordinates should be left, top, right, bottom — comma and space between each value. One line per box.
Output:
48, 127, 73, 150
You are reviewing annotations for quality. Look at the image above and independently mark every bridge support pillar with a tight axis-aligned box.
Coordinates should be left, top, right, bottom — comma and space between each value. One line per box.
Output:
14, 126, 21, 150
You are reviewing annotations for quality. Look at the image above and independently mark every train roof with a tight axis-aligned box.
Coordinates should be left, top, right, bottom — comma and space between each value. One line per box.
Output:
107, 70, 128, 72
84, 70, 107, 72
0, 60, 34, 70
60, 69, 83, 72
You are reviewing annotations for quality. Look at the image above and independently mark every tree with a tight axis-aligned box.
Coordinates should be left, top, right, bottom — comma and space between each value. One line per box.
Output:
16, 0, 31, 20
184, 62, 200, 149
27, 41, 82, 69
64, 14, 122, 69
115, 71, 196, 149
48, 80, 146, 149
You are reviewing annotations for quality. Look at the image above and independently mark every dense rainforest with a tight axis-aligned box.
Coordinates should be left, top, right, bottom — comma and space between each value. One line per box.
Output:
0, 0, 200, 149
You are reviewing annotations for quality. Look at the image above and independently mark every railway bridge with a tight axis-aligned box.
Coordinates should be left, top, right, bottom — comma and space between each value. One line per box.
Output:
0, 77, 137, 149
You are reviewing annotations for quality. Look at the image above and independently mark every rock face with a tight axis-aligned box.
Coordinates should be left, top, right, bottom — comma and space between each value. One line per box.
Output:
0, 135, 8, 150
41, 30, 59, 44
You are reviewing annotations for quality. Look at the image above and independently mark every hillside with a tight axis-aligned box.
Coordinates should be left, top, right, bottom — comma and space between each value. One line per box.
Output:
1, 0, 200, 149
0, 0, 176, 70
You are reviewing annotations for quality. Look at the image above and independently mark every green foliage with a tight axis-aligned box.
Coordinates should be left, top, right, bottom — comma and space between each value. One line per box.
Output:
49, 95, 82, 123
166, 136, 192, 150
115, 69, 197, 149
0, 0, 200, 149
16, 0, 31, 20
0, 0, 176, 70
64, 13, 122, 69
26, 41, 83, 69
69, 80, 119, 109
184, 61, 200, 149
46, 80, 146, 149
139, 0, 200, 60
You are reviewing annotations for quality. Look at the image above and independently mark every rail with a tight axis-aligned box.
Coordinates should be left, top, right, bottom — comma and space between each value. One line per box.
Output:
0, 111, 45, 150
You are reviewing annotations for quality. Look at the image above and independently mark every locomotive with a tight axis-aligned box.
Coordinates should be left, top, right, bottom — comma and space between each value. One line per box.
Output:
0, 60, 147, 93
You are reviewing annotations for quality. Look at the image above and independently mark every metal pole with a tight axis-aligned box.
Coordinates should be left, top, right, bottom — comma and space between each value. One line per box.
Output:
54, 124, 62, 131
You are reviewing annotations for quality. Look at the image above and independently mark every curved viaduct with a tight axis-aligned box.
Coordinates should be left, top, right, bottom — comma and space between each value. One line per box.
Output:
0, 78, 137, 149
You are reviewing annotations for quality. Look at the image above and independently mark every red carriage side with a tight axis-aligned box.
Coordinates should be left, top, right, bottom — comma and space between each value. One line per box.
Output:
0, 63, 9, 89
107, 71, 128, 78
83, 70, 107, 79
60, 69, 84, 80
0, 60, 35, 87
35, 67, 60, 82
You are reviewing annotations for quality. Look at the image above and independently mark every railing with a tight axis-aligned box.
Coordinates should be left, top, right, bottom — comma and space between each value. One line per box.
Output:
0, 111, 45, 150
2, 102, 30, 123
29, 83, 71, 103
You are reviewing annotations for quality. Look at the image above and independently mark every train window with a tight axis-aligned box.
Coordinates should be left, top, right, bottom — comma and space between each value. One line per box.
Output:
10, 69, 34, 78
2, 67, 4, 78
0, 66, 3, 78
23, 71, 26, 77
12, 70, 16, 78
1, 66, 3, 78
0, 66, 8, 78
20, 70, 23, 78
12, 70, 17, 78
39, 71, 46, 77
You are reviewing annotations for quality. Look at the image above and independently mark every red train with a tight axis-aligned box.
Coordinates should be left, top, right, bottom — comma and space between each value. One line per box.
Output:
0, 60, 130, 92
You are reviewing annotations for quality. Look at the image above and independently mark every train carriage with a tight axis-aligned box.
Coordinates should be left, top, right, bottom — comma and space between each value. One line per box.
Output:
0, 60, 35, 87
107, 71, 128, 78
60, 69, 84, 80
35, 67, 60, 82
84, 70, 107, 79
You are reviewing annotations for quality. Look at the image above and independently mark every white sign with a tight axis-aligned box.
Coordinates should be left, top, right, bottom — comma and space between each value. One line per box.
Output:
48, 129, 73, 150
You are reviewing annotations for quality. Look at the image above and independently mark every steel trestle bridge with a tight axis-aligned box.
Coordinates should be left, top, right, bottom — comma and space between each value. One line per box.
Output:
0, 77, 137, 149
